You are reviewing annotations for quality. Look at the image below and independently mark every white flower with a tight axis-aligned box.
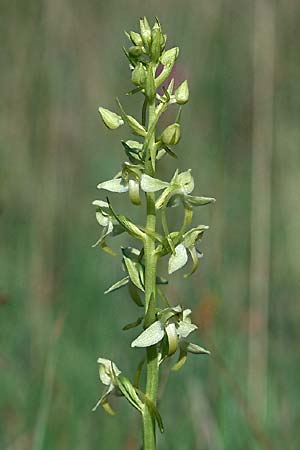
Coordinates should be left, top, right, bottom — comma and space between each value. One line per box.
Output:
97, 161, 169, 206
131, 305, 208, 363
168, 225, 209, 276
150, 169, 215, 210
131, 305, 197, 355
92, 358, 121, 412
92, 200, 124, 254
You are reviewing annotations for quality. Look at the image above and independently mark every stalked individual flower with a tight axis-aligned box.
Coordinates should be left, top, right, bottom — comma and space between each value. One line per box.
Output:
140, 170, 215, 210
98, 107, 124, 130
92, 200, 124, 254
168, 225, 209, 276
92, 358, 145, 416
97, 161, 169, 206
131, 305, 209, 369
92, 358, 121, 414
97, 163, 142, 206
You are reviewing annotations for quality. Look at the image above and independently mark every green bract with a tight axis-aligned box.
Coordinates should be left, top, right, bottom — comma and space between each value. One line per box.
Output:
92, 17, 215, 450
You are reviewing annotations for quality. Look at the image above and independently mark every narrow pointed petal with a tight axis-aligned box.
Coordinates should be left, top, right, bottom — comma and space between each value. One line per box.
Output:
176, 321, 198, 339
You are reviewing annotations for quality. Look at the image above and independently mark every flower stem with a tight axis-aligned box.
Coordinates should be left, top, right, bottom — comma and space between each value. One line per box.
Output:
142, 100, 159, 450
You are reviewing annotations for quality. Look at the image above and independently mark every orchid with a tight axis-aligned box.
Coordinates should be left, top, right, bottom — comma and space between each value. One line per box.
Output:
92, 200, 124, 254
92, 358, 122, 414
92, 17, 215, 450
131, 305, 209, 368
168, 225, 209, 276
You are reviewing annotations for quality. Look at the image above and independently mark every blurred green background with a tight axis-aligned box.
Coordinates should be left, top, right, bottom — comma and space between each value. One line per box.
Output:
1, 1, 300, 449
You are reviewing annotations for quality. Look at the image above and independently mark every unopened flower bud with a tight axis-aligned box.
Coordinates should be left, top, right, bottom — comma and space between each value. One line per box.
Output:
175, 80, 189, 105
99, 107, 124, 130
131, 63, 146, 86
128, 46, 143, 57
139, 17, 151, 47
160, 47, 179, 66
161, 123, 181, 146
130, 31, 143, 47
151, 24, 162, 62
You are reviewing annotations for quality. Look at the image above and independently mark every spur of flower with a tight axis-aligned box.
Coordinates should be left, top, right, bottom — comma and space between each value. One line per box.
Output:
131, 305, 209, 370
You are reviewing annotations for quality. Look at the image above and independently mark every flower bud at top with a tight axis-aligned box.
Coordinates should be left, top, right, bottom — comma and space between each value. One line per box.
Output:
161, 123, 181, 146
175, 80, 189, 105
131, 63, 146, 86
99, 107, 124, 130
151, 24, 162, 62
139, 17, 151, 47
130, 31, 143, 47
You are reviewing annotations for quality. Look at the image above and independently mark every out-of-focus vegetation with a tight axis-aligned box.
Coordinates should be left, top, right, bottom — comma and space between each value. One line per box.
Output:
1, 1, 299, 449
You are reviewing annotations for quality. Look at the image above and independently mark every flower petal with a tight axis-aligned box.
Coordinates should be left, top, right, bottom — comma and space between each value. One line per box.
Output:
131, 320, 165, 348
176, 321, 198, 339
140, 174, 169, 192
97, 178, 128, 193
168, 244, 188, 274
180, 341, 210, 355
128, 179, 141, 205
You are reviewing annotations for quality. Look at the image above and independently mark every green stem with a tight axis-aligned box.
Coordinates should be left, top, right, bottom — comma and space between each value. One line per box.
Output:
142, 100, 159, 450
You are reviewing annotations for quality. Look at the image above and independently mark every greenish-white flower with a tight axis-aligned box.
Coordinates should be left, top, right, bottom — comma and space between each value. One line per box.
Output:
152, 169, 216, 210
92, 358, 121, 412
97, 164, 169, 206
93, 357, 144, 415
92, 200, 124, 253
97, 163, 141, 205
131, 305, 209, 364
168, 225, 209, 276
